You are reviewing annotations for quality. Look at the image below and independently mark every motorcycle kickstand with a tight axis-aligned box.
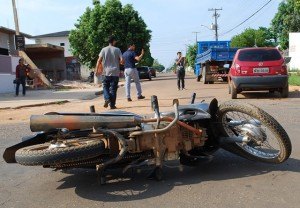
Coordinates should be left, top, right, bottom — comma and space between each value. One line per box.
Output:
96, 169, 107, 185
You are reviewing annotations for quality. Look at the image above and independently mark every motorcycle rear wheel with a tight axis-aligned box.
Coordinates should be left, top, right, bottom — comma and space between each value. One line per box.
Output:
217, 101, 292, 164
15, 138, 105, 166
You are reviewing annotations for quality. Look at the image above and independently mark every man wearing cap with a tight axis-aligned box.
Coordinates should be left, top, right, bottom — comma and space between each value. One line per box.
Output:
15, 58, 31, 96
95, 36, 123, 109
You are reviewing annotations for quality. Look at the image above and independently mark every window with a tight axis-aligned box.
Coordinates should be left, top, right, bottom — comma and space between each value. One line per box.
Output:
238, 49, 282, 62
60, 43, 65, 46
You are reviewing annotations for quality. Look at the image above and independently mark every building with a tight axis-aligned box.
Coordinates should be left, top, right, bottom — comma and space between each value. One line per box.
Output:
289, 33, 300, 70
34, 31, 71, 57
0, 26, 32, 93
25, 44, 66, 82
33, 31, 84, 80
0, 26, 32, 56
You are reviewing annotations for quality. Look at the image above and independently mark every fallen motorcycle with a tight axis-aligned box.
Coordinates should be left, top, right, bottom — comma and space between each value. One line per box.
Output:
3, 94, 292, 182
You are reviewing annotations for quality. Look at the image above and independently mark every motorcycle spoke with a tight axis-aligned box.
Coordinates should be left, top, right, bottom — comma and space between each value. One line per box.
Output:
221, 110, 282, 159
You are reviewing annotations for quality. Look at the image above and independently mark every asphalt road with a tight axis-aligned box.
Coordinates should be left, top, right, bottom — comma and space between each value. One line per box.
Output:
1, 73, 300, 208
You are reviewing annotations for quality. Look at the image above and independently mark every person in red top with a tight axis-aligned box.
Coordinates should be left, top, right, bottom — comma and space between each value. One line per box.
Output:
15, 58, 31, 96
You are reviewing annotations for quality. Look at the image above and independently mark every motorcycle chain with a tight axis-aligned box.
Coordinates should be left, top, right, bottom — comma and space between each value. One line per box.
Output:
50, 151, 154, 169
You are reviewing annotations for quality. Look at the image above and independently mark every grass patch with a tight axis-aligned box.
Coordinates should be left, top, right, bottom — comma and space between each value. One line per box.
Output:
289, 74, 300, 86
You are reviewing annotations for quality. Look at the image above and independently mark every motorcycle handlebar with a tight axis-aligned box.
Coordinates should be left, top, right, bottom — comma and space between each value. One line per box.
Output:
129, 100, 179, 136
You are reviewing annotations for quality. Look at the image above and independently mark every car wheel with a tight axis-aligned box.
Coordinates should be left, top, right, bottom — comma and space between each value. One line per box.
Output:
196, 75, 202, 82
231, 83, 237, 99
280, 85, 289, 98
203, 66, 209, 84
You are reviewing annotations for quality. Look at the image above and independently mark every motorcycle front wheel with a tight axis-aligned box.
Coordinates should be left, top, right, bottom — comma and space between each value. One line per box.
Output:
217, 101, 292, 164
15, 138, 105, 166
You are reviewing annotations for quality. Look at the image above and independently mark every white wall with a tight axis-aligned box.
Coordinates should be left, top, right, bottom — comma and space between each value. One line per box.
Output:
0, 32, 10, 49
0, 74, 15, 93
35, 36, 72, 57
0, 56, 20, 93
289, 33, 300, 70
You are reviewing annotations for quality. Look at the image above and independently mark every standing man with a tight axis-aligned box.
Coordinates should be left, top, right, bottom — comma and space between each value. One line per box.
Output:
15, 58, 31, 96
175, 52, 186, 90
122, 43, 145, 102
95, 36, 123, 109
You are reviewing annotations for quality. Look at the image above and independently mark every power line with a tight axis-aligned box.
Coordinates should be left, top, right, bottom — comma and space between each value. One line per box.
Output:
220, 0, 273, 36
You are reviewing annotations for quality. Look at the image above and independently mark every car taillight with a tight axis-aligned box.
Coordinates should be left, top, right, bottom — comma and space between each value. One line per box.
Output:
235, 64, 241, 74
281, 64, 287, 75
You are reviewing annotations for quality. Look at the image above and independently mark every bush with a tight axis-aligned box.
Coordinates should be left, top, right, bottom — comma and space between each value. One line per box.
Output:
289, 74, 300, 86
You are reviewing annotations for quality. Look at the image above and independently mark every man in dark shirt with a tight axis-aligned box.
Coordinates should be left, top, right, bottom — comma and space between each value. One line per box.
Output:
175, 52, 186, 90
15, 58, 31, 96
122, 43, 145, 101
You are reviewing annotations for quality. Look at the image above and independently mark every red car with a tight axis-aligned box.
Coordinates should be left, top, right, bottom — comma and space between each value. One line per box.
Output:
228, 47, 289, 99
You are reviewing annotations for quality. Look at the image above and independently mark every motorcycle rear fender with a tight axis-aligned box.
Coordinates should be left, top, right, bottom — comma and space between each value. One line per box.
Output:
3, 132, 53, 163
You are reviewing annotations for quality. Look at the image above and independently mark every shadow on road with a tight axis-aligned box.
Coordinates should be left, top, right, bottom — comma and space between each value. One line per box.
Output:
139, 74, 196, 83
55, 151, 300, 202
239, 90, 300, 99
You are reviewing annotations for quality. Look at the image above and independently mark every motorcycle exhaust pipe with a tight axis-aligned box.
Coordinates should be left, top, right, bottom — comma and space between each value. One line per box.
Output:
219, 136, 250, 144
30, 115, 143, 132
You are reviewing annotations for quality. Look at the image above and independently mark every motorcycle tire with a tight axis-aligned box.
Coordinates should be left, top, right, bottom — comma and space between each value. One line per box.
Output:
15, 138, 105, 166
217, 101, 292, 164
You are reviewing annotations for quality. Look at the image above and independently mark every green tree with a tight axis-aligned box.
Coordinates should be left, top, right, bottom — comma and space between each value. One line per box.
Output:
185, 43, 197, 67
271, 0, 300, 49
152, 59, 165, 72
69, 0, 153, 69
230, 27, 276, 48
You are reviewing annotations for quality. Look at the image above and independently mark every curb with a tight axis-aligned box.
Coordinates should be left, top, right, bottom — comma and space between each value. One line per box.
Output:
0, 83, 125, 110
0, 100, 70, 110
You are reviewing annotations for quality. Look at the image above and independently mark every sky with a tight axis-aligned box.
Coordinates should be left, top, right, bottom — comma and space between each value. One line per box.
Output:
0, 0, 282, 67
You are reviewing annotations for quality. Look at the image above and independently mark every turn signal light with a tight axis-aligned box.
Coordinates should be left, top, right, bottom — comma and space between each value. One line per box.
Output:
281, 64, 287, 75
235, 64, 241, 74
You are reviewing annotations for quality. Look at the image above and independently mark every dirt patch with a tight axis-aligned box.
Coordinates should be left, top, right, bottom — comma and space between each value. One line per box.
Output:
290, 85, 300, 92
54, 80, 101, 90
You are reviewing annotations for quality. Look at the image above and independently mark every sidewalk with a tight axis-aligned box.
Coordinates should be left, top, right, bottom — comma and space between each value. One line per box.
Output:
0, 88, 101, 109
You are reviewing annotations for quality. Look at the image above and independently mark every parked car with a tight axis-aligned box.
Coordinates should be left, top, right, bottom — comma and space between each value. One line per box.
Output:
228, 47, 289, 99
137, 66, 152, 80
149, 67, 157, 77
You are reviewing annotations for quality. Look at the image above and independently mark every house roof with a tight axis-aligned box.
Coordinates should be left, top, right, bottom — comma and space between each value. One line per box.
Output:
33, 31, 70, 38
0, 26, 32, 38
25, 44, 65, 54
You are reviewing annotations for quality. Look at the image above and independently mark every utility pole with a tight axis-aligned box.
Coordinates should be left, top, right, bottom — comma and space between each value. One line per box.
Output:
12, 0, 20, 35
11, 0, 53, 88
192, 32, 201, 44
208, 8, 222, 41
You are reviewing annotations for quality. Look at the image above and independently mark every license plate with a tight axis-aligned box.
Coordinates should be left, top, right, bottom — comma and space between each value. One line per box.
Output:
253, 68, 269, 73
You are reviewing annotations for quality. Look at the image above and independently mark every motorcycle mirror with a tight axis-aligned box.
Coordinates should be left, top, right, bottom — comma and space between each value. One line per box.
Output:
191, 93, 196, 104
151, 95, 159, 111
284, 57, 291, 65
173, 99, 179, 106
